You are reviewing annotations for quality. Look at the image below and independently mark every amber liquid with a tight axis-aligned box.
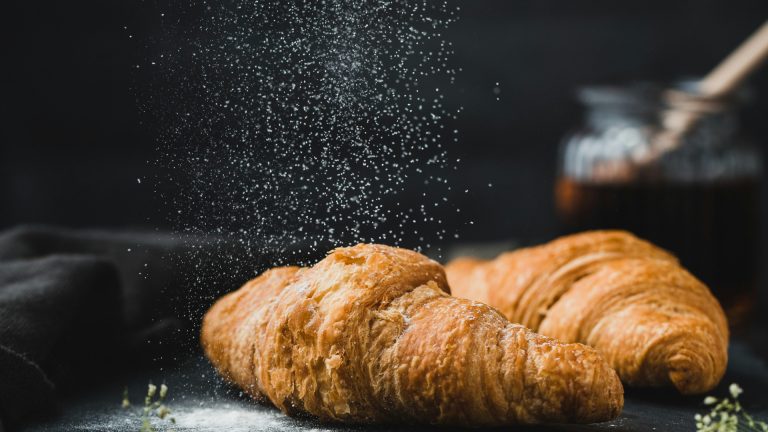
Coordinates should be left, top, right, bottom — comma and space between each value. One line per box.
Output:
556, 177, 760, 328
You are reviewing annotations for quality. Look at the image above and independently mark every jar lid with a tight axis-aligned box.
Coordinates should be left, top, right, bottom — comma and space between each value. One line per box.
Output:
577, 80, 751, 113
577, 82, 662, 110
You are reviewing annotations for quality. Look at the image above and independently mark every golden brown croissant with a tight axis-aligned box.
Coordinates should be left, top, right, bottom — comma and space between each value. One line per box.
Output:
445, 230, 729, 395
202, 244, 623, 425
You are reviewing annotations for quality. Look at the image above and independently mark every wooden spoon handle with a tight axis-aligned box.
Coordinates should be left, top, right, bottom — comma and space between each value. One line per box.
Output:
699, 21, 768, 97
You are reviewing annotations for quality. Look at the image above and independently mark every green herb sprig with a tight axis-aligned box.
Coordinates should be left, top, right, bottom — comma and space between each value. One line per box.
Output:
695, 383, 767, 432
122, 383, 176, 432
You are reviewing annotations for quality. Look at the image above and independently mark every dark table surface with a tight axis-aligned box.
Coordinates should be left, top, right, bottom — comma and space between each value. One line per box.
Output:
15, 240, 768, 432
19, 340, 768, 432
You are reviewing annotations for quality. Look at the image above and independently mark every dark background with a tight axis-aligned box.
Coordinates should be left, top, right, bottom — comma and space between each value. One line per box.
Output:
2, 1, 767, 243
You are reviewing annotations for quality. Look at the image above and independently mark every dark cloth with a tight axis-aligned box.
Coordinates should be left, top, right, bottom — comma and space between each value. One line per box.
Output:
0, 225, 320, 429
0, 256, 120, 426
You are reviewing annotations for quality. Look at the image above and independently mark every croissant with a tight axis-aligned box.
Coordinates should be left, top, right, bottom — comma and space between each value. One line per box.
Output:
202, 244, 623, 425
446, 230, 728, 395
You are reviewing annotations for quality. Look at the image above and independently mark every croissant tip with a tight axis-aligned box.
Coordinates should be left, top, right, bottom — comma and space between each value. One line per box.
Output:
666, 347, 727, 395
529, 343, 625, 424
574, 364, 625, 423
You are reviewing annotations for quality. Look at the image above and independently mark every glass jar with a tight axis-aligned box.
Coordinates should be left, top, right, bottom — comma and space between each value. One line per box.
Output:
556, 83, 762, 328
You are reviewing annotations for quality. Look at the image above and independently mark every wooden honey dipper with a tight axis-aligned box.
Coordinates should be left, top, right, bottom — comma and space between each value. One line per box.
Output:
594, 21, 768, 181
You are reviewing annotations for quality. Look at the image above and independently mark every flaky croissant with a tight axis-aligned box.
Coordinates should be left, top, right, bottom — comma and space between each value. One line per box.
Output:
446, 230, 729, 395
202, 244, 623, 425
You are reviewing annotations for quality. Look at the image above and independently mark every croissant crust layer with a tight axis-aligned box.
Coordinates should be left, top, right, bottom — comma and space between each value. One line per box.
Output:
202, 244, 623, 425
446, 230, 729, 394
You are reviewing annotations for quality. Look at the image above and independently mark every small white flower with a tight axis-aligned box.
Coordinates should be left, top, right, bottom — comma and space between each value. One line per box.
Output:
702, 415, 711, 425
729, 383, 743, 399
695, 414, 703, 421
121, 387, 130, 408
704, 396, 718, 405
159, 384, 168, 399
147, 383, 157, 398
157, 405, 171, 419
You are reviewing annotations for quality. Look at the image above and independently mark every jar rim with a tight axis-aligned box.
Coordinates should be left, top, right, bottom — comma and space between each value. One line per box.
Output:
577, 82, 662, 109
577, 80, 751, 113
